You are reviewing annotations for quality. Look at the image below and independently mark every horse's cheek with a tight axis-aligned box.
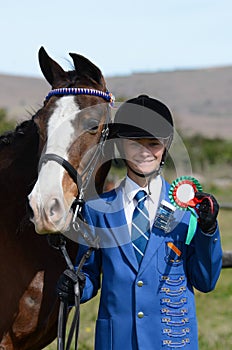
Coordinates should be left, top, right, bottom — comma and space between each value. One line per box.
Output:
62, 174, 78, 203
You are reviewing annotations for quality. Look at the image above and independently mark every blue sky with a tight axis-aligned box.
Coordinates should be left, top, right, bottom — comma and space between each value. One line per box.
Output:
1, 0, 232, 78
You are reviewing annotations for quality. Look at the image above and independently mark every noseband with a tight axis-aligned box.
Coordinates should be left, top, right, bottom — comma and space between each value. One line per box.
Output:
40, 153, 81, 187
39, 87, 114, 229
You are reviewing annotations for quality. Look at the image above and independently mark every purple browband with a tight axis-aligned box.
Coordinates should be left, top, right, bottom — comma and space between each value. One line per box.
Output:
45, 87, 115, 104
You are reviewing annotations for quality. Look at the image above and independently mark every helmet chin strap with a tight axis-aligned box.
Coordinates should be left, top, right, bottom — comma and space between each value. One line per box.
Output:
126, 162, 162, 178
124, 151, 166, 179
120, 147, 167, 195
126, 161, 164, 195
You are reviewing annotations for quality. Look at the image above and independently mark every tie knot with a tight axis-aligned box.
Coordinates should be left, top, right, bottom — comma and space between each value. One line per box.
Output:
134, 190, 147, 209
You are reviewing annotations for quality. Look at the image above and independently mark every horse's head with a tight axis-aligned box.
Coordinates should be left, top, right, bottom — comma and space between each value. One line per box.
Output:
28, 47, 114, 234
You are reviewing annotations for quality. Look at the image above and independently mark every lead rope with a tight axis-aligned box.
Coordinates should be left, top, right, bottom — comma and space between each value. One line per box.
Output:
47, 234, 95, 350
60, 243, 94, 350
43, 88, 113, 349
49, 116, 109, 349
64, 248, 94, 350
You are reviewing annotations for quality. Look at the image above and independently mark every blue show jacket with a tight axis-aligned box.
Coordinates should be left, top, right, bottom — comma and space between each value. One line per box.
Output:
77, 178, 222, 350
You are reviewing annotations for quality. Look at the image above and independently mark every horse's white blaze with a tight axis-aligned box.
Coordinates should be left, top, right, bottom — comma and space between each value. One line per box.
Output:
47, 96, 79, 156
29, 96, 81, 232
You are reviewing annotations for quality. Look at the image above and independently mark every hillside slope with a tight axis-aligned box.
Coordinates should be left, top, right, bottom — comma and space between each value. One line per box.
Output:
0, 66, 232, 138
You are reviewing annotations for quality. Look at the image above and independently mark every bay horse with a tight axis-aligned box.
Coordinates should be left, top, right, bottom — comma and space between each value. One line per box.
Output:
0, 47, 113, 350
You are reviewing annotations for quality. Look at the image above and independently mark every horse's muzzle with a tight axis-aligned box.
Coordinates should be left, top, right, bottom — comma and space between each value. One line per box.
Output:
28, 193, 73, 234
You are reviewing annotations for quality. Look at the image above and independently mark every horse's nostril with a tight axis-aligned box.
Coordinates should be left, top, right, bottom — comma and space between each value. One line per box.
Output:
49, 198, 60, 216
48, 198, 63, 219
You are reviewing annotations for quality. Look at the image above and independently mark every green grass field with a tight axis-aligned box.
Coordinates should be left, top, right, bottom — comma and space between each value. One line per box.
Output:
45, 208, 232, 350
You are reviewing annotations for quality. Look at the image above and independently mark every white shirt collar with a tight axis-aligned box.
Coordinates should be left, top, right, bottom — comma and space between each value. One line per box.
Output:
124, 175, 162, 205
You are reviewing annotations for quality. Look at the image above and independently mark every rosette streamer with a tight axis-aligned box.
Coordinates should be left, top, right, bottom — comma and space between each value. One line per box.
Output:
169, 176, 203, 245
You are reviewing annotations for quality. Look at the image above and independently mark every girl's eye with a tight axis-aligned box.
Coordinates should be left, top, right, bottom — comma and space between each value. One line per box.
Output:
150, 141, 163, 148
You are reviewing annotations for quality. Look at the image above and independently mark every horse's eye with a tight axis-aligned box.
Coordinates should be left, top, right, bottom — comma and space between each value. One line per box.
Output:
84, 119, 100, 134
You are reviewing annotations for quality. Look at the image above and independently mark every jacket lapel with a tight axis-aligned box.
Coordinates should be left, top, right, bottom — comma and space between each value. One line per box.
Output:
103, 187, 139, 272
102, 178, 172, 274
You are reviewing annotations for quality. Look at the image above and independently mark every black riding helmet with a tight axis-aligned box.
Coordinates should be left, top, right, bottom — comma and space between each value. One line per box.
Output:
114, 95, 174, 175
114, 94, 173, 142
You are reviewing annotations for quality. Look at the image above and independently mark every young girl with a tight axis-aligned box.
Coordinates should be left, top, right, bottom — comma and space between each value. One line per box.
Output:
57, 95, 222, 350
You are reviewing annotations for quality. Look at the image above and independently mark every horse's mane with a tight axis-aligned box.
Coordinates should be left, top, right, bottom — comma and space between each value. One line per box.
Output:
0, 118, 38, 149
0, 117, 40, 184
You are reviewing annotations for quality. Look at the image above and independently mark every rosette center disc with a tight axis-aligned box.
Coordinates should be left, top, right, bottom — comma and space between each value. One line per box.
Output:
176, 183, 195, 205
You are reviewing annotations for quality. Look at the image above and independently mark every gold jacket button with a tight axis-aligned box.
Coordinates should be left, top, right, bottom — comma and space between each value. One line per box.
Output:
137, 311, 144, 318
137, 280, 144, 287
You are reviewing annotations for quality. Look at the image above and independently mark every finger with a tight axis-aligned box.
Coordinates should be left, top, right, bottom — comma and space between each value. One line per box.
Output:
195, 192, 209, 199
200, 196, 214, 214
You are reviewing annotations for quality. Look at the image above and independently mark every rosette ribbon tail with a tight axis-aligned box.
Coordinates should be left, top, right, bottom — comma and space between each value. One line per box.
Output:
185, 207, 198, 245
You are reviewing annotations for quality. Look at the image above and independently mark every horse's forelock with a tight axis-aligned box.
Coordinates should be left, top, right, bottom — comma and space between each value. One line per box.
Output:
66, 68, 106, 92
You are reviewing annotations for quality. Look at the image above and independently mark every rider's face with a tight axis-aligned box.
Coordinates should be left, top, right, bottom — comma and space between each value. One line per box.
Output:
122, 138, 165, 177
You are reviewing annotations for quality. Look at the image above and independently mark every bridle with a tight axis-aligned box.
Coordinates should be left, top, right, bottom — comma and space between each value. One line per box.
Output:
39, 87, 114, 230
41, 87, 114, 350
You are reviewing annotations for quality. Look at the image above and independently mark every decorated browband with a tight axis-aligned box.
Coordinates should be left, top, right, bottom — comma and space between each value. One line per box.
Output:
45, 87, 115, 106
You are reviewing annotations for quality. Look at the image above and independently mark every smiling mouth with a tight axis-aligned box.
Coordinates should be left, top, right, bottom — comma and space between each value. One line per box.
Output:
135, 159, 156, 164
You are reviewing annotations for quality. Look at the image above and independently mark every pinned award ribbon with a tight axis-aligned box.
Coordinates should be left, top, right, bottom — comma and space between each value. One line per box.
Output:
169, 176, 203, 245
154, 199, 176, 232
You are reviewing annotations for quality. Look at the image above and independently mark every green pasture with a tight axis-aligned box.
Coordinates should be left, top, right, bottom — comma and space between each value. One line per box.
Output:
45, 208, 232, 350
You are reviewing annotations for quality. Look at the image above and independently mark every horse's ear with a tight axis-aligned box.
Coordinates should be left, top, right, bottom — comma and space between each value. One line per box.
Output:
39, 47, 67, 86
69, 53, 103, 85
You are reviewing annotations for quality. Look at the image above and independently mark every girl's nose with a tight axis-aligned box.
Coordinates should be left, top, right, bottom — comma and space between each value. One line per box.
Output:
139, 144, 152, 154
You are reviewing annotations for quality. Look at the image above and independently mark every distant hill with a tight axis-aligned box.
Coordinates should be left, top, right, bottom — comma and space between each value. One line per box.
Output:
1, 66, 232, 139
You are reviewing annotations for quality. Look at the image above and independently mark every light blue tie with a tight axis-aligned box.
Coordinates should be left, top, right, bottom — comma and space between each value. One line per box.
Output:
131, 190, 150, 265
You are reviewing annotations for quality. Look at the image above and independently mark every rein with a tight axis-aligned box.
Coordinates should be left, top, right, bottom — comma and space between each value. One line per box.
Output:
42, 87, 113, 350
47, 234, 97, 350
